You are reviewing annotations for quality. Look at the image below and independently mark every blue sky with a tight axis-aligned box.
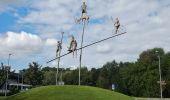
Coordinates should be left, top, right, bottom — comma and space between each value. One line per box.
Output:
0, 0, 170, 72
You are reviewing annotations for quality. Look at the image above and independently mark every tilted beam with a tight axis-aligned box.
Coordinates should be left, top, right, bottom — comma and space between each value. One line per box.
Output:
47, 32, 126, 63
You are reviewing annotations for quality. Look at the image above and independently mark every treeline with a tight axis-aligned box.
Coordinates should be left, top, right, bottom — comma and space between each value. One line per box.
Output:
1, 48, 170, 97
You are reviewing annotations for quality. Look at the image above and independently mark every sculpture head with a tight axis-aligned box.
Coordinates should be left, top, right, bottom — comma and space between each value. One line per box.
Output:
71, 35, 75, 40
57, 41, 60, 44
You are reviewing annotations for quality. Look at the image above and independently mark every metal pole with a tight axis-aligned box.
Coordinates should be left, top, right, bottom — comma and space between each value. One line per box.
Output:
56, 32, 64, 85
21, 70, 23, 91
17, 72, 19, 90
5, 54, 12, 96
158, 55, 163, 98
79, 20, 86, 85
60, 68, 63, 85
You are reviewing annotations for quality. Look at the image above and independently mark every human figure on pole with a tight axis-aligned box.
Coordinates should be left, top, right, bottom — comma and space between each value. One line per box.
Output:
81, 2, 87, 17
56, 41, 62, 58
68, 35, 77, 57
76, 2, 89, 23
114, 18, 120, 34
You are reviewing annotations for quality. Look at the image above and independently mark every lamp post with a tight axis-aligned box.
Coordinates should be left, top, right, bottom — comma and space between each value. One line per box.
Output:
21, 70, 23, 91
5, 53, 12, 96
156, 50, 163, 98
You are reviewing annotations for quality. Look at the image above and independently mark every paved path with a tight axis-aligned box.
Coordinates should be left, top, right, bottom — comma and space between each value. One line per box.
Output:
136, 98, 170, 100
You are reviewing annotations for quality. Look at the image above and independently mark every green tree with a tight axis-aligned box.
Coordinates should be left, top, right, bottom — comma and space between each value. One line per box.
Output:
162, 52, 170, 97
42, 71, 56, 85
97, 67, 109, 89
126, 48, 164, 97
0, 63, 6, 88
24, 62, 43, 86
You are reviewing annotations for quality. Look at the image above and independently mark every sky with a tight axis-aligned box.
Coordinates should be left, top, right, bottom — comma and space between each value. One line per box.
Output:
0, 0, 170, 71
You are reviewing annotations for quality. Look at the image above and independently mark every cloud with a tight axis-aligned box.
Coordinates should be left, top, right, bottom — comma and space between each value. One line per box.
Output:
0, 31, 43, 59
96, 43, 113, 54
0, 0, 29, 13
45, 38, 58, 46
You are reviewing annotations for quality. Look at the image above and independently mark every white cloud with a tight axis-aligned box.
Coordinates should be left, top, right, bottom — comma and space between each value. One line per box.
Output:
45, 38, 58, 46
0, 31, 43, 59
96, 44, 112, 54
0, 0, 29, 13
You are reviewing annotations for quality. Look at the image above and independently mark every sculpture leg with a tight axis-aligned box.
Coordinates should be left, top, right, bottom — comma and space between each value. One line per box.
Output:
73, 51, 75, 58
76, 50, 77, 58
115, 29, 118, 34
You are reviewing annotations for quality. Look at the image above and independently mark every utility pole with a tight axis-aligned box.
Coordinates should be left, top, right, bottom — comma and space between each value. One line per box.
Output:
5, 53, 12, 96
156, 50, 163, 98
56, 32, 64, 85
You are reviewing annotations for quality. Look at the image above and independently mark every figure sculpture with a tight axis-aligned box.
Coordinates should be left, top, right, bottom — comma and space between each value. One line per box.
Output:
56, 41, 62, 57
68, 35, 77, 57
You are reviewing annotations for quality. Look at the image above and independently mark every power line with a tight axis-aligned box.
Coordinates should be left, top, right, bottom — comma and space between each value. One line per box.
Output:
47, 32, 126, 64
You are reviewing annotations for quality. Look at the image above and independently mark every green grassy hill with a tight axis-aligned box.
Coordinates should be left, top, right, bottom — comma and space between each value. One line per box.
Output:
0, 85, 134, 100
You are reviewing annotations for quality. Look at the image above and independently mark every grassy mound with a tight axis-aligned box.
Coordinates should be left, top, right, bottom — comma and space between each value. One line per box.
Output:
1, 85, 134, 100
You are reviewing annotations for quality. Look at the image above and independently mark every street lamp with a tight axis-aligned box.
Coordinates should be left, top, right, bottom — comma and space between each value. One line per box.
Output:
5, 53, 12, 96
21, 70, 24, 91
155, 50, 163, 98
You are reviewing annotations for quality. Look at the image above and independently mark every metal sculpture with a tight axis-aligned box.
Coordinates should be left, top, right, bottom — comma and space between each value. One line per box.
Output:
68, 35, 77, 57
114, 18, 120, 34
56, 41, 62, 58
76, 2, 90, 24
111, 17, 121, 34
76, 1, 90, 85
46, 1, 127, 87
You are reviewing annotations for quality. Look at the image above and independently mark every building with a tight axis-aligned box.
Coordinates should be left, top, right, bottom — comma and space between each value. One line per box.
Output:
0, 69, 32, 95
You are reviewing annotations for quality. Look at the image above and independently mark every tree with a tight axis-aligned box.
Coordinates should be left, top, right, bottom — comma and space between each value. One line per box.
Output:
0, 63, 6, 88
88, 68, 100, 86
24, 62, 43, 86
97, 67, 109, 89
162, 52, 170, 97
127, 48, 164, 97
42, 71, 56, 85
41, 67, 56, 85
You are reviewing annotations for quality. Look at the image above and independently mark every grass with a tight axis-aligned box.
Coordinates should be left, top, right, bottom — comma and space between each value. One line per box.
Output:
0, 85, 134, 100
0, 96, 5, 100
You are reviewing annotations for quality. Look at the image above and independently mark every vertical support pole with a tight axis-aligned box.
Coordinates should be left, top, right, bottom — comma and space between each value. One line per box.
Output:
21, 70, 23, 91
56, 61, 58, 85
60, 68, 63, 85
158, 56, 163, 98
5, 54, 11, 96
17, 73, 19, 90
56, 32, 64, 85
79, 20, 86, 86
5, 68, 8, 96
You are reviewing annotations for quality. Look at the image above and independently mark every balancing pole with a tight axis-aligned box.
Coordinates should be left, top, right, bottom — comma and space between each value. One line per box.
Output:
47, 32, 126, 64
